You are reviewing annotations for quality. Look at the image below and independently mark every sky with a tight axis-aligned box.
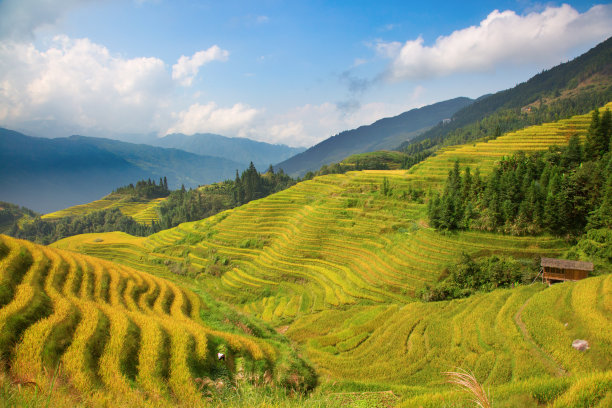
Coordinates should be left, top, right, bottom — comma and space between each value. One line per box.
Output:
0, 1, 611, 147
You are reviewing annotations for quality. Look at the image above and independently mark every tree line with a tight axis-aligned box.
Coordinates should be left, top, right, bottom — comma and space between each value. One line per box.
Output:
156, 163, 296, 230
6, 164, 297, 244
428, 108, 612, 236
114, 177, 170, 199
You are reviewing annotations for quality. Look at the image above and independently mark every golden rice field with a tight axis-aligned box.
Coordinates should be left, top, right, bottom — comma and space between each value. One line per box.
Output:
407, 102, 612, 187
48, 106, 612, 326
42, 193, 166, 225
9, 104, 610, 406
0, 234, 311, 407
288, 274, 612, 406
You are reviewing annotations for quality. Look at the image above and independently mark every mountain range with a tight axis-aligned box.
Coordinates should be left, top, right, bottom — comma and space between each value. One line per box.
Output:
0, 130, 243, 213
145, 133, 305, 170
275, 97, 474, 176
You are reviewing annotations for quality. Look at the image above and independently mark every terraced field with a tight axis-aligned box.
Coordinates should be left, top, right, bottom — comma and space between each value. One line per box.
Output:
53, 174, 566, 324
407, 103, 612, 187
49, 106, 612, 325
44, 106, 612, 406
288, 275, 612, 406
0, 234, 309, 407
42, 193, 166, 225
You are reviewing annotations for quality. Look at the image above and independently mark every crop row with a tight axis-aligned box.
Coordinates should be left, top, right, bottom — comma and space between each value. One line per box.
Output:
0, 234, 277, 406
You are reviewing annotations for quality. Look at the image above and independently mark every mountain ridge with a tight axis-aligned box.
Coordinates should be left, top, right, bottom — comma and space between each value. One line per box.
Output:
0, 129, 243, 213
275, 97, 473, 176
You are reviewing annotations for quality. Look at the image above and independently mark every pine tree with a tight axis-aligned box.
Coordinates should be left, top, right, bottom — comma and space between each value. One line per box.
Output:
585, 109, 602, 160
562, 134, 582, 168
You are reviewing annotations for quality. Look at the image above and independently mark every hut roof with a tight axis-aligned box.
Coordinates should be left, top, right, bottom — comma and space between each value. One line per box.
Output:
541, 257, 593, 271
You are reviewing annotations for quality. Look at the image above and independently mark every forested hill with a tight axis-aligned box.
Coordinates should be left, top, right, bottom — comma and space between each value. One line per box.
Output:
148, 132, 305, 170
275, 97, 473, 176
399, 36, 612, 153
0, 129, 242, 213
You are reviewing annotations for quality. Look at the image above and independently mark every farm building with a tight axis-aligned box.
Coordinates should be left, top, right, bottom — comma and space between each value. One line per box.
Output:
541, 257, 593, 284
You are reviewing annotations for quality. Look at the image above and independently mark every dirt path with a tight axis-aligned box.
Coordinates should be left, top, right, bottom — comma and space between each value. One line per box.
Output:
514, 296, 567, 377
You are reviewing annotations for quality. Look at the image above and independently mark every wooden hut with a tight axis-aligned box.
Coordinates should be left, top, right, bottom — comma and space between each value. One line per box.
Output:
541, 258, 593, 284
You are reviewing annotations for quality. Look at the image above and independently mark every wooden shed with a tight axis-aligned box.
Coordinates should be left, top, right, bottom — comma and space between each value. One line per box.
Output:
541, 257, 593, 284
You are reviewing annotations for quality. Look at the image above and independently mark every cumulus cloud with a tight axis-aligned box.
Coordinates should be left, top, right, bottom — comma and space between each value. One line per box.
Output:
0, 35, 172, 135
172, 46, 229, 86
166, 102, 259, 135
378, 4, 612, 81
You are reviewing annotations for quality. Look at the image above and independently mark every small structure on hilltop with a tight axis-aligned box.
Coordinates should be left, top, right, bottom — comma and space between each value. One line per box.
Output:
540, 257, 593, 285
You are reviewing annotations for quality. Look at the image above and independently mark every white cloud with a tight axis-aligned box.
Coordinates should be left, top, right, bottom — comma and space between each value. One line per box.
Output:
0, 35, 171, 135
239, 99, 422, 147
172, 46, 229, 86
166, 102, 260, 135
378, 4, 612, 81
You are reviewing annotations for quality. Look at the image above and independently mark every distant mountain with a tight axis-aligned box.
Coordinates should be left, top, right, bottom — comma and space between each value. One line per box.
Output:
400, 36, 612, 151
275, 97, 473, 176
143, 133, 305, 169
0, 129, 243, 213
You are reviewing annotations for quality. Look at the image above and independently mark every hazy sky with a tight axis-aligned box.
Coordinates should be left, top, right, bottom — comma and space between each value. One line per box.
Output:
0, 0, 611, 147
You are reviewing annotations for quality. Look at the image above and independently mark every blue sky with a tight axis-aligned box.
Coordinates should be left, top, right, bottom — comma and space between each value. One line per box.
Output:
0, 1, 611, 147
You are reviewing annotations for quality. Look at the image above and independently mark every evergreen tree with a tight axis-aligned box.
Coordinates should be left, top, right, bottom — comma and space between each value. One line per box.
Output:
600, 108, 612, 154
585, 109, 602, 159
562, 134, 583, 168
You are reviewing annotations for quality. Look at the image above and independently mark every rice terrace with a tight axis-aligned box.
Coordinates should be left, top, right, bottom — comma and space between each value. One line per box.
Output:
0, 1, 612, 407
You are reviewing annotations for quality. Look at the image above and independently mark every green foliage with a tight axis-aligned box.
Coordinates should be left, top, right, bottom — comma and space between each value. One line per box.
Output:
303, 151, 407, 180
419, 253, 531, 301
0, 202, 38, 233
114, 177, 170, 199
565, 228, 612, 273
157, 163, 296, 229
428, 111, 612, 237
8, 208, 158, 245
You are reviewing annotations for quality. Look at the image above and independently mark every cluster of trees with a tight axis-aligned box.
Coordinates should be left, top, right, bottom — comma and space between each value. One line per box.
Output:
9, 208, 158, 245
114, 177, 170, 199
157, 163, 296, 230
419, 253, 533, 301
303, 152, 412, 180
428, 109, 612, 236
6, 164, 298, 244
0, 201, 38, 232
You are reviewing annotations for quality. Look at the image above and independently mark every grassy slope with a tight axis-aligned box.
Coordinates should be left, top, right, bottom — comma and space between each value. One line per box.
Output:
0, 234, 313, 407
42, 193, 167, 225
49, 105, 612, 406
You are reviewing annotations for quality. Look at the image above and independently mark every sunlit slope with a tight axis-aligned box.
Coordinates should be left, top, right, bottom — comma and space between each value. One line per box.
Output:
289, 276, 612, 406
50, 105, 611, 325
407, 102, 612, 187
42, 193, 166, 225
53, 173, 566, 324
0, 234, 307, 406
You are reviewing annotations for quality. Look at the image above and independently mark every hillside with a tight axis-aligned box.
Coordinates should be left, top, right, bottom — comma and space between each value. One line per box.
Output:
0, 129, 243, 213
289, 275, 611, 407
49, 106, 612, 406
276, 97, 473, 176
55, 106, 611, 321
149, 133, 305, 170
42, 193, 167, 225
0, 234, 314, 407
